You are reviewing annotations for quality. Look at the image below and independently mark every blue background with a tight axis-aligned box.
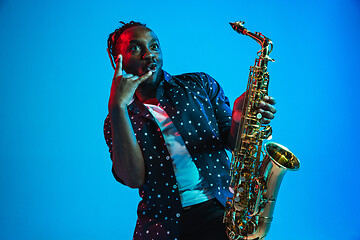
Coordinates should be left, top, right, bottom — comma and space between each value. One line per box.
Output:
1, 0, 359, 239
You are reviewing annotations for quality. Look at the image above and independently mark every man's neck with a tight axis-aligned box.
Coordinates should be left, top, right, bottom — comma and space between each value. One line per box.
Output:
136, 88, 157, 104
135, 70, 163, 104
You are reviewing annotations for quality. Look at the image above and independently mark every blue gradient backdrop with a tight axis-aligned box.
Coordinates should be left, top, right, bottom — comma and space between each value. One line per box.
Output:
1, 0, 359, 239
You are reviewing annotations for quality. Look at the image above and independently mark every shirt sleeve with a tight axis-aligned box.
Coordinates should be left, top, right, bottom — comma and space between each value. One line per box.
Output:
103, 114, 126, 184
198, 72, 233, 148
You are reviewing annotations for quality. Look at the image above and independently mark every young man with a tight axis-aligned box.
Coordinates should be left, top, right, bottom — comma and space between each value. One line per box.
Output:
104, 21, 276, 240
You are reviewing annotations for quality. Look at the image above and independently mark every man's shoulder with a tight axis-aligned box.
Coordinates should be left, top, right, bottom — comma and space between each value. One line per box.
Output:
172, 72, 214, 86
174, 71, 210, 79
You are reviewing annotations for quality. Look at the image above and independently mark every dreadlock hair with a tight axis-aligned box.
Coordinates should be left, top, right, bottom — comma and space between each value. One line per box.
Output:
107, 21, 147, 69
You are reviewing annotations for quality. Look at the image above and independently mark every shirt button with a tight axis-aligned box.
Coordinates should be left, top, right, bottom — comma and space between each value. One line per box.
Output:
166, 156, 170, 160
173, 185, 177, 189
176, 213, 180, 217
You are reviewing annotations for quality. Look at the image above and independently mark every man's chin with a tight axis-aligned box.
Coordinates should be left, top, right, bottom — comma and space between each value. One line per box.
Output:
138, 74, 154, 85
140, 69, 162, 87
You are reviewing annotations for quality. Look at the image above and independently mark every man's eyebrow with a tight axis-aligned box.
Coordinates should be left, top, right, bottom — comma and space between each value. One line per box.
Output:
149, 38, 159, 43
129, 39, 142, 45
129, 38, 159, 45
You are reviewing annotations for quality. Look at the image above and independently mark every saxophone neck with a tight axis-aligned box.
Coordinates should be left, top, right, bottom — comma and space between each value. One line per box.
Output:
230, 21, 274, 63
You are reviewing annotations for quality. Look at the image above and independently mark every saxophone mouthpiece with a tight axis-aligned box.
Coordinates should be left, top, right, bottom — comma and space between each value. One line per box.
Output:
230, 21, 248, 35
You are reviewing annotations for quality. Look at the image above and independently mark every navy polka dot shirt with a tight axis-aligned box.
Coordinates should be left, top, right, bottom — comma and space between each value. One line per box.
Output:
104, 71, 233, 239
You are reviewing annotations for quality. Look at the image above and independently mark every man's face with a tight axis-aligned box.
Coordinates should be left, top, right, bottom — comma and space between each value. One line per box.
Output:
115, 26, 163, 84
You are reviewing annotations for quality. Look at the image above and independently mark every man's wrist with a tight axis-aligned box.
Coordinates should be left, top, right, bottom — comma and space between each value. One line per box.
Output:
109, 102, 128, 113
109, 104, 128, 119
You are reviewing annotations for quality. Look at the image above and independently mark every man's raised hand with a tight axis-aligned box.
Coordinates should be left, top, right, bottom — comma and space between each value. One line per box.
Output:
108, 54, 153, 111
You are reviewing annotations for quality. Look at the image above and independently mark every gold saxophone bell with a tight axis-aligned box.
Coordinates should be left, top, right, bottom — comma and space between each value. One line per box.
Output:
264, 142, 300, 171
247, 142, 300, 239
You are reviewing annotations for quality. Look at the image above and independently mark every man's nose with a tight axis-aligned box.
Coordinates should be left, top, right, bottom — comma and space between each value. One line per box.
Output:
142, 48, 155, 59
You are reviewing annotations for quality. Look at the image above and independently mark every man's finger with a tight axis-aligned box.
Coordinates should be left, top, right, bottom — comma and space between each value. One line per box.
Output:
115, 54, 123, 77
259, 101, 277, 114
264, 95, 276, 105
258, 108, 274, 119
261, 118, 271, 124
123, 73, 134, 78
136, 71, 153, 84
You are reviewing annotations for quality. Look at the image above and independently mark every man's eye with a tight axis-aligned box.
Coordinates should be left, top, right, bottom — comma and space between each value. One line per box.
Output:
130, 46, 140, 52
151, 44, 159, 50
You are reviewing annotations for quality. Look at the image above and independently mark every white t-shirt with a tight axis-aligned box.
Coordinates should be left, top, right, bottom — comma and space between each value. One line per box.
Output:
145, 103, 214, 207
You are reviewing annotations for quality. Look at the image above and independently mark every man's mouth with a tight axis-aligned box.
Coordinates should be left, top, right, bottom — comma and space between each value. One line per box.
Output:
146, 63, 157, 72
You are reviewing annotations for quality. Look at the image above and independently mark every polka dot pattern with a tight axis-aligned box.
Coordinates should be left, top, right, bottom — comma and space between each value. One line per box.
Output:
104, 71, 233, 239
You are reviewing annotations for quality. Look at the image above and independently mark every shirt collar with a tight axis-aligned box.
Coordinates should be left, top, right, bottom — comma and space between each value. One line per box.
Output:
162, 70, 177, 86
128, 69, 175, 114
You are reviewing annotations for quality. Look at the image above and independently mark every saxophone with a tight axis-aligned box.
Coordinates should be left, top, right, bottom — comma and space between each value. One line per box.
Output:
223, 21, 300, 240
